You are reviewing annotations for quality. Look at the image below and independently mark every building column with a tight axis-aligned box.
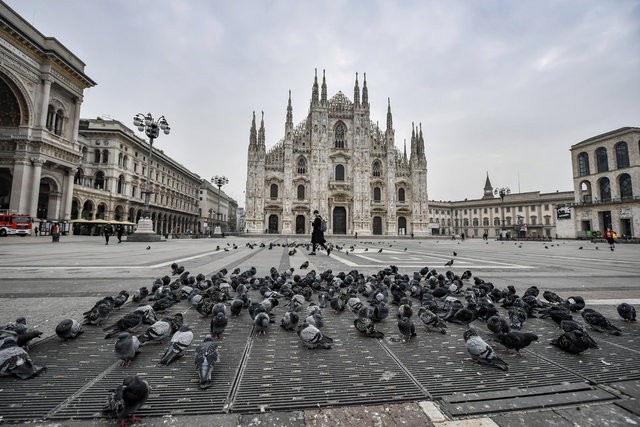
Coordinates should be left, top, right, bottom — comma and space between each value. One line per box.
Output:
29, 159, 44, 218
39, 75, 53, 128
9, 158, 32, 214
61, 168, 77, 220
71, 97, 83, 147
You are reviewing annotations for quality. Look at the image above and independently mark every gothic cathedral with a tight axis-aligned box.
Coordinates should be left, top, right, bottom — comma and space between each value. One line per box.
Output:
244, 70, 429, 236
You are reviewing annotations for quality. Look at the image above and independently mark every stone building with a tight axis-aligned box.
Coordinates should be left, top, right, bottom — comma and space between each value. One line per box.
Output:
244, 70, 429, 236
570, 127, 639, 238
429, 174, 574, 239
0, 2, 95, 221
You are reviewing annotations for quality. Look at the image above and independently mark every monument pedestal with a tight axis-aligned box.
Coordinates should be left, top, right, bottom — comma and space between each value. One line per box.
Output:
126, 218, 162, 242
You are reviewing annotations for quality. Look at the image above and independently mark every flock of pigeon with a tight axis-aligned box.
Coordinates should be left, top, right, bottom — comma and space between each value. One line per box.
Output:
1, 243, 638, 425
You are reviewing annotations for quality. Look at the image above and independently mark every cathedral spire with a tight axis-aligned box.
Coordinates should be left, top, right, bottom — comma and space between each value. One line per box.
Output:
403, 139, 408, 163
311, 68, 319, 106
321, 69, 327, 104
286, 90, 293, 126
386, 97, 393, 132
410, 122, 416, 158
362, 72, 369, 108
258, 111, 265, 149
353, 72, 360, 107
483, 172, 495, 199
418, 123, 424, 156
249, 111, 257, 147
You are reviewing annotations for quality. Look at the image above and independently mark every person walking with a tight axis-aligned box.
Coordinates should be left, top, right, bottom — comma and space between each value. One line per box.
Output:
310, 210, 331, 256
104, 223, 114, 245
604, 228, 617, 251
116, 225, 124, 243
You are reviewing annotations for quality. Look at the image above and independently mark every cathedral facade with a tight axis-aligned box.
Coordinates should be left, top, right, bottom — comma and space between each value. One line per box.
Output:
245, 70, 429, 236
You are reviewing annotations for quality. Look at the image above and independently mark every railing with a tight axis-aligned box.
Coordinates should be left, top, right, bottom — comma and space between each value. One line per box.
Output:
570, 195, 640, 207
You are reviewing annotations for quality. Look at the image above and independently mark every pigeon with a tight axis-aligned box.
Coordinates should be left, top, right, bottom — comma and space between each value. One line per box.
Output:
254, 312, 270, 335
210, 312, 228, 340
495, 331, 538, 356
297, 323, 333, 349
560, 320, 599, 348
103, 375, 150, 426
539, 306, 573, 325
83, 298, 115, 326
289, 294, 305, 312
463, 328, 508, 371
131, 287, 149, 303
113, 290, 130, 309
195, 336, 220, 389
617, 303, 636, 322
551, 330, 592, 354
139, 318, 174, 345
146, 246, 151, 250
563, 296, 585, 312
581, 308, 622, 335
354, 317, 384, 338
486, 315, 510, 335
300, 261, 309, 269
114, 332, 140, 366
55, 319, 84, 341
417, 308, 447, 334
281, 311, 300, 331
444, 259, 454, 267
159, 324, 194, 366
103, 312, 145, 339
508, 306, 528, 330
0, 338, 46, 379
133, 305, 158, 324
1, 318, 43, 348
397, 316, 416, 341
542, 290, 564, 304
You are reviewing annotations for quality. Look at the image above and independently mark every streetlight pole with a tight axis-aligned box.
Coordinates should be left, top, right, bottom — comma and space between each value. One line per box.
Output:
128, 113, 170, 242
494, 187, 510, 240
211, 175, 229, 237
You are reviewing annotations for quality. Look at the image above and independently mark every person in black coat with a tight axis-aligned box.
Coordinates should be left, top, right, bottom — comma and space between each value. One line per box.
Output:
310, 210, 331, 256
104, 223, 114, 245
116, 225, 124, 243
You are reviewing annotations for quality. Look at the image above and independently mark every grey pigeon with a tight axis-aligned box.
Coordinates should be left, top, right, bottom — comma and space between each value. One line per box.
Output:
55, 319, 83, 341
0, 339, 46, 379
617, 303, 636, 322
581, 308, 622, 335
103, 312, 144, 339
354, 317, 384, 338
133, 305, 158, 324
138, 320, 171, 345
417, 307, 447, 334
159, 324, 194, 366
464, 328, 508, 371
195, 336, 220, 389
1, 317, 43, 348
508, 306, 527, 330
113, 290, 130, 309
210, 312, 228, 340
114, 332, 140, 366
397, 316, 416, 342
542, 290, 564, 304
254, 312, 270, 335
289, 294, 305, 312
297, 323, 333, 349
131, 287, 149, 303
551, 330, 591, 354
103, 375, 150, 425
280, 311, 300, 331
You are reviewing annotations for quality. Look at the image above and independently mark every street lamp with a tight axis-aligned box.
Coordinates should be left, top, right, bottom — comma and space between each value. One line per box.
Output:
128, 113, 170, 242
208, 208, 214, 237
211, 175, 229, 236
494, 186, 510, 239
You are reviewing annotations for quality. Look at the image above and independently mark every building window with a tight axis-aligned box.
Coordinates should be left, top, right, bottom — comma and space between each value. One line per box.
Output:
494, 218, 500, 226
297, 184, 305, 200
506, 216, 512, 225
599, 177, 611, 201
398, 188, 405, 202
544, 216, 550, 225
494, 207, 499, 213
506, 207, 511, 213
578, 152, 590, 176
483, 208, 487, 214
94, 149, 101, 163
335, 122, 346, 148
473, 218, 479, 226
464, 209, 468, 214
117, 175, 125, 194
123, 155, 128, 170
74, 168, 83, 185
615, 142, 630, 169
473, 208, 477, 214
373, 187, 381, 202
463, 218, 469, 226
518, 206, 523, 212
596, 147, 608, 173
619, 173, 633, 200
297, 157, 307, 174
531, 215, 537, 225
483, 217, 489, 226
335, 164, 345, 181
372, 160, 382, 177
94, 171, 105, 190
102, 149, 109, 164
270, 183, 278, 199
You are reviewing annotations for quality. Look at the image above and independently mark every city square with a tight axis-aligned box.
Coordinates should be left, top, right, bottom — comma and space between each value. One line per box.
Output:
0, 235, 639, 425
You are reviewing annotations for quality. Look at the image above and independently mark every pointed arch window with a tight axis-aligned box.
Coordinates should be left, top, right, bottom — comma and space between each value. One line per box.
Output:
373, 187, 381, 202
398, 188, 405, 202
619, 173, 633, 200
577, 152, 590, 176
297, 157, 307, 174
599, 177, 611, 201
615, 142, 629, 169
372, 160, 382, 177
54, 109, 64, 135
297, 184, 305, 200
596, 147, 608, 173
335, 164, 345, 181
94, 171, 105, 190
334, 122, 346, 148
270, 183, 278, 199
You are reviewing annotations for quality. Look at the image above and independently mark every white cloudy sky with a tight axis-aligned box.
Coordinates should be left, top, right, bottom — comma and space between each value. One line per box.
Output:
6, 0, 639, 205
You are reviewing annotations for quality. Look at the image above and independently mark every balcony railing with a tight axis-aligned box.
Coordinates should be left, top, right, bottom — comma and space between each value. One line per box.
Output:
570, 195, 639, 207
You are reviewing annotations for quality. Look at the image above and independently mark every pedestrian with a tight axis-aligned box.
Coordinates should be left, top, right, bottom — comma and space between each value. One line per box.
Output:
34, 226, 38, 237
461, 232, 465, 241
51, 223, 59, 243
116, 225, 124, 243
310, 210, 331, 256
104, 223, 114, 245
604, 228, 616, 251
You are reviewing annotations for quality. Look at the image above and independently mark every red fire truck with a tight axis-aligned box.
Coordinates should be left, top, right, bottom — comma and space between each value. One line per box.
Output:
0, 212, 33, 236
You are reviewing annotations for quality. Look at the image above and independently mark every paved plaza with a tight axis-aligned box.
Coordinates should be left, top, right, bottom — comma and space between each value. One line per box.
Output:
0, 235, 639, 426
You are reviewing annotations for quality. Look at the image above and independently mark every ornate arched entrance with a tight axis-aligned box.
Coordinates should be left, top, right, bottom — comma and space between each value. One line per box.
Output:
295, 215, 306, 234
332, 207, 346, 234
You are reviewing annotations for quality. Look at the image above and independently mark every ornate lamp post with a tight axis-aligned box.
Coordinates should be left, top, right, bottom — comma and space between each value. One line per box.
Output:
211, 175, 229, 236
208, 208, 214, 237
128, 113, 170, 242
494, 186, 510, 239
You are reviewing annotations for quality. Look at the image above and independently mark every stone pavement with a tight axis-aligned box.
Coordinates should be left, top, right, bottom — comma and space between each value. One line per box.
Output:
0, 235, 639, 426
